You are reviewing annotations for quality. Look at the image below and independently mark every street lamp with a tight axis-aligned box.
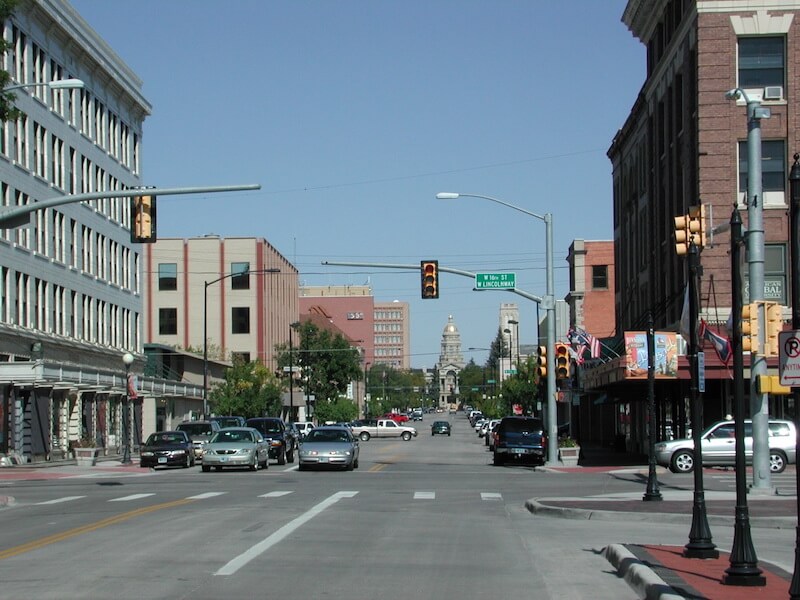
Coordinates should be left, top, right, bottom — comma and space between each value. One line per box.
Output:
288, 321, 300, 422
437, 192, 558, 465
121, 352, 134, 465
203, 267, 280, 415
3, 78, 85, 92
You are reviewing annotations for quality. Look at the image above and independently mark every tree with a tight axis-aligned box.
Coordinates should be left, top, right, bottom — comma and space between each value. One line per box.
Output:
0, 1, 21, 123
499, 356, 539, 416
208, 358, 282, 418
487, 327, 508, 375
312, 397, 358, 424
366, 363, 426, 414
274, 321, 362, 405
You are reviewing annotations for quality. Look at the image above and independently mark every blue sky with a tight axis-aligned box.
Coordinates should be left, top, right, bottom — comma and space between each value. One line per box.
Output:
70, 0, 644, 368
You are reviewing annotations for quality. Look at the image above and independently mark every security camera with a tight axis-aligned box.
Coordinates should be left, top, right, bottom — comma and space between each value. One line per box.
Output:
725, 89, 741, 100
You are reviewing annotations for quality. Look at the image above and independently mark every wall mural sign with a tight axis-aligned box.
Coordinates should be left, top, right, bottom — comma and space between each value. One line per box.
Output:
624, 331, 678, 379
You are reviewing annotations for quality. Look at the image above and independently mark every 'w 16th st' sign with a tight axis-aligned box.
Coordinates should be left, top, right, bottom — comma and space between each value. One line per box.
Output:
475, 273, 516, 290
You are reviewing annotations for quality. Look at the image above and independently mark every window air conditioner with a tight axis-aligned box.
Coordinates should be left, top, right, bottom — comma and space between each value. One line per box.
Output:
763, 86, 783, 101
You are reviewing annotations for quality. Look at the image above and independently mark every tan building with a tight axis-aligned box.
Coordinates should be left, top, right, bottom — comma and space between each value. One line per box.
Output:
143, 237, 299, 378
374, 300, 411, 370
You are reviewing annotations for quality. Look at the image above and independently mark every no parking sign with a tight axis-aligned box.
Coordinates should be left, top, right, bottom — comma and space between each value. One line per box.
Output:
778, 330, 800, 387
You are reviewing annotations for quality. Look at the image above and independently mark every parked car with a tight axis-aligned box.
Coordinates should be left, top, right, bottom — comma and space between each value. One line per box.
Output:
484, 419, 501, 448
210, 415, 246, 429
139, 430, 194, 469
655, 419, 796, 473
246, 417, 296, 464
201, 427, 269, 472
493, 416, 547, 467
298, 426, 360, 471
175, 420, 221, 462
431, 421, 451, 436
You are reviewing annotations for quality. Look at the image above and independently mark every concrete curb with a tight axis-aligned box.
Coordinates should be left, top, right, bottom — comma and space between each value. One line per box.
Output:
603, 544, 685, 600
525, 498, 795, 529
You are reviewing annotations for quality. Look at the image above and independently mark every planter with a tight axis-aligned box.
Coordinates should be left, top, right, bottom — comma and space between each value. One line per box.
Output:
73, 447, 99, 467
558, 446, 580, 467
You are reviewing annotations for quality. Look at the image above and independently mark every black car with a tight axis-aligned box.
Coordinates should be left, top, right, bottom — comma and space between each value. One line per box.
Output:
493, 416, 547, 466
139, 431, 195, 468
246, 417, 296, 464
431, 421, 451, 436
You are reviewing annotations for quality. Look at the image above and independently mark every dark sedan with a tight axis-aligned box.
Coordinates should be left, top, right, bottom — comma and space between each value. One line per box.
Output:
431, 421, 451, 436
140, 431, 195, 468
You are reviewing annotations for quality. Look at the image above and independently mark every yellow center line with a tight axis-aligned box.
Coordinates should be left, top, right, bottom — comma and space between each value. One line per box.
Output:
0, 498, 193, 560
368, 463, 387, 472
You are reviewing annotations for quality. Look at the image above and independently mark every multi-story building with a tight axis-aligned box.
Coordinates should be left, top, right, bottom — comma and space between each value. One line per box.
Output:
144, 236, 299, 378
373, 300, 410, 370
598, 0, 799, 451
0, 1, 164, 463
436, 315, 465, 408
566, 240, 615, 339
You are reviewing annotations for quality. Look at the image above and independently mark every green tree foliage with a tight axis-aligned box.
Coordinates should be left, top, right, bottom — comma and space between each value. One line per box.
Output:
457, 360, 487, 408
274, 321, 363, 405
0, 1, 21, 123
365, 363, 426, 415
208, 358, 282, 418
499, 355, 539, 416
486, 327, 508, 375
311, 397, 358, 424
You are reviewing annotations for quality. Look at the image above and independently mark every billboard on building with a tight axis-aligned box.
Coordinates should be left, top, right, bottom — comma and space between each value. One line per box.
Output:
624, 332, 678, 379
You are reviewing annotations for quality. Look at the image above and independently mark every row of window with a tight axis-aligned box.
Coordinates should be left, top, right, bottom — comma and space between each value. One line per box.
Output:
375, 311, 403, 320
6, 24, 141, 172
158, 262, 251, 291
375, 336, 403, 344
158, 306, 251, 336
375, 323, 402, 332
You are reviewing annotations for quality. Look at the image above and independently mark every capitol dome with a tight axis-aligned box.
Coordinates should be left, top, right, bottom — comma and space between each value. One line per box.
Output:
443, 315, 459, 334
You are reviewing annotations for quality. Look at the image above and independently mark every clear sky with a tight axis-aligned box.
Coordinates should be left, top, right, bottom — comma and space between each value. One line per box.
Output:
70, 0, 645, 368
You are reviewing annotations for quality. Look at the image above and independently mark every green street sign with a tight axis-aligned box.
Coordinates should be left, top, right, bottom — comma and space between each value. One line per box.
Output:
475, 272, 516, 290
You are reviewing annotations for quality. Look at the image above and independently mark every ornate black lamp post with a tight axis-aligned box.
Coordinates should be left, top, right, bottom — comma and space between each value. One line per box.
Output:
643, 311, 662, 501
121, 352, 134, 465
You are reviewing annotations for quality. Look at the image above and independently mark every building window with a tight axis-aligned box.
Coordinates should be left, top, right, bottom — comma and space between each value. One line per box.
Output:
158, 263, 177, 291
231, 261, 249, 290
159, 308, 177, 335
738, 140, 785, 205
231, 307, 250, 334
231, 351, 251, 363
743, 244, 786, 304
738, 36, 785, 88
592, 265, 608, 290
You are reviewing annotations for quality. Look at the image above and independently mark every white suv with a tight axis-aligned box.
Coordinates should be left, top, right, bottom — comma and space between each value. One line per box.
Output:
655, 419, 796, 474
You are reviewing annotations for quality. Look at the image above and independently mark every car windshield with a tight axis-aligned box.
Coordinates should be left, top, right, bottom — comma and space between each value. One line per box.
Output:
145, 433, 185, 446
177, 424, 212, 436
305, 430, 351, 443
210, 430, 254, 444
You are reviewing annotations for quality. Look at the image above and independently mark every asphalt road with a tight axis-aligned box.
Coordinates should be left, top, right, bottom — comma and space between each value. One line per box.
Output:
0, 415, 794, 599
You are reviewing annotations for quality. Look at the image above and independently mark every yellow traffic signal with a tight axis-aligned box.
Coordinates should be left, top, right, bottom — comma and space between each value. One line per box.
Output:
763, 301, 783, 357
741, 303, 759, 353
536, 345, 547, 379
131, 195, 157, 243
420, 260, 439, 299
690, 204, 707, 249
555, 343, 570, 380
674, 214, 691, 255
756, 375, 791, 395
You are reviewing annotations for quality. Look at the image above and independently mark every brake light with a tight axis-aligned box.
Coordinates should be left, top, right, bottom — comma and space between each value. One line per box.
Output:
542, 434, 548, 450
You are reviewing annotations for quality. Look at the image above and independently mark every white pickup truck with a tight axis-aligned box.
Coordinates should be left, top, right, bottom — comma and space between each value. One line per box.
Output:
351, 419, 418, 441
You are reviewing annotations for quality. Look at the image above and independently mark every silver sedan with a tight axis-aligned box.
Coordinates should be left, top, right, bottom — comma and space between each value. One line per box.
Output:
298, 426, 360, 471
201, 427, 269, 472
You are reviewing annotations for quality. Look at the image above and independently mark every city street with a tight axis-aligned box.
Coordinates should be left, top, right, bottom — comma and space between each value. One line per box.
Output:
0, 415, 796, 599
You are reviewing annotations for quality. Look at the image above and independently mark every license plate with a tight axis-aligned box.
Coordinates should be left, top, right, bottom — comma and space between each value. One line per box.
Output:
158, 457, 167, 464
220, 457, 228, 462
318, 457, 327, 463
512, 448, 526, 454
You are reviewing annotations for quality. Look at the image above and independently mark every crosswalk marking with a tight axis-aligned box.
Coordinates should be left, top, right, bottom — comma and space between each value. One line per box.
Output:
186, 492, 227, 500
481, 492, 502, 501
36, 496, 85, 505
259, 491, 293, 498
108, 493, 155, 502
413, 491, 435, 500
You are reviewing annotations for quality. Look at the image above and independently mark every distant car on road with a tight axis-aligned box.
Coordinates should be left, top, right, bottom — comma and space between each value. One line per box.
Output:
210, 415, 246, 429
140, 431, 194, 469
246, 417, 296, 465
298, 426, 360, 471
431, 421, 451, 436
175, 420, 221, 462
201, 427, 269, 472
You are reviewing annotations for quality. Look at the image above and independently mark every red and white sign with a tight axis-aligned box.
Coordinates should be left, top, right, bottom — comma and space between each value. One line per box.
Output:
778, 330, 800, 387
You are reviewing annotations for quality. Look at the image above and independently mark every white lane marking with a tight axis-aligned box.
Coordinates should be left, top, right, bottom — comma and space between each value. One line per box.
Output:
186, 492, 227, 500
36, 496, 86, 505
108, 493, 155, 502
258, 491, 293, 498
413, 491, 435, 500
215, 491, 358, 576
481, 492, 502, 501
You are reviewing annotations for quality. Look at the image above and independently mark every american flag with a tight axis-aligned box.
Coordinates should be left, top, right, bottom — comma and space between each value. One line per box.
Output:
570, 328, 601, 359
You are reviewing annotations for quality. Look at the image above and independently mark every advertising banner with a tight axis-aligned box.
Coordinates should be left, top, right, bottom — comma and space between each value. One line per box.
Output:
624, 331, 678, 379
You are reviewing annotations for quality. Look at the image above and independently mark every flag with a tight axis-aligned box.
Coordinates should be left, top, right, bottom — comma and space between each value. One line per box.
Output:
572, 327, 601, 359
699, 319, 732, 365
679, 285, 690, 341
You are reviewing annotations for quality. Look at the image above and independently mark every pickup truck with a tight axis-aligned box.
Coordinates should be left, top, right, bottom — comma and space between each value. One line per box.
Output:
352, 419, 418, 441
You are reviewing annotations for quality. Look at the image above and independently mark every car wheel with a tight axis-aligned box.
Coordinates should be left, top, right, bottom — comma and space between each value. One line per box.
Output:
249, 459, 257, 471
670, 450, 694, 473
278, 448, 287, 465
183, 455, 190, 468
769, 450, 788, 473
346, 460, 354, 471
402, 432, 412, 441
202, 465, 210, 473
354, 458, 359, 469
360, 432, 371, 442
493, 453, 504, 466
431, 432, 434, 436
288, 447, 295, 463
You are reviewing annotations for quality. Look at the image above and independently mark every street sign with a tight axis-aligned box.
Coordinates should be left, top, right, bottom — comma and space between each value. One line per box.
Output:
697, 351, 705, 393
778, 330, 800, 387
475, 272, 516, 290
504, 369, 517, 375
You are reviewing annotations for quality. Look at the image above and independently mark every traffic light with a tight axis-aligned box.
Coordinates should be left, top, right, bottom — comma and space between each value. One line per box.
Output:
555, 343, 570, 380
420, 260, 439, 299
536, 345, 547, 379
741, 302, 759, 353
689, 204, 707, 249
131, 194, 157, 243
674, 213, 691, 255
763, 301, 783, 357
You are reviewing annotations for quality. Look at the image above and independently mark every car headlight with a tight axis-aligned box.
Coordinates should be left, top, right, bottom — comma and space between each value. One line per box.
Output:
236, 448, 254, 455
172, 449, 185, 456
141, 451, 154, 457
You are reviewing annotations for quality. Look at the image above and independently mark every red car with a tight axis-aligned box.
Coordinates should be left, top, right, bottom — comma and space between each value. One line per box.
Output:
383, 413, 410, 423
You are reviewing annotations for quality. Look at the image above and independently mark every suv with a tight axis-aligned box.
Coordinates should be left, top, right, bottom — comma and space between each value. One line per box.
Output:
493, 416, 547, 467
246, 417, 295, 465
175, 420, 221, 462
210, 415, 246, 429
655, 419, 796, 473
